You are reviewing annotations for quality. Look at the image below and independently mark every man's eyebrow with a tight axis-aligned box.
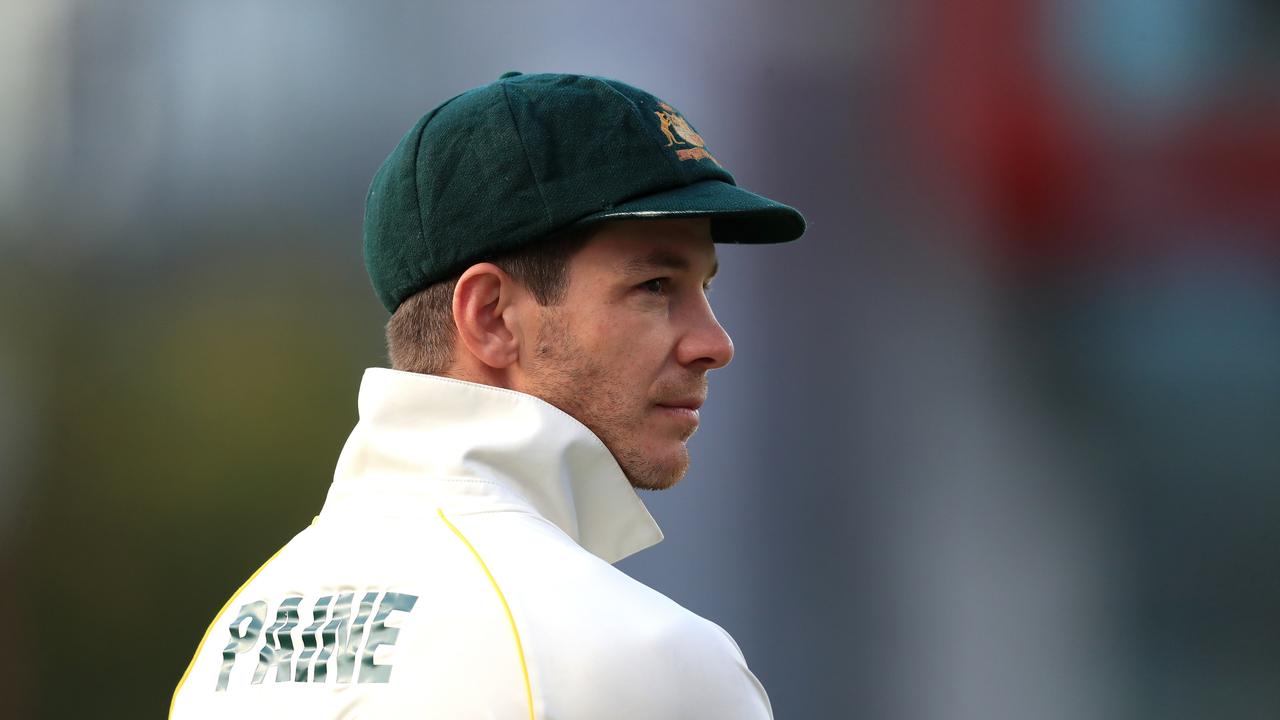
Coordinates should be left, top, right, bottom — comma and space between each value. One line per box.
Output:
621, 250, 719, 280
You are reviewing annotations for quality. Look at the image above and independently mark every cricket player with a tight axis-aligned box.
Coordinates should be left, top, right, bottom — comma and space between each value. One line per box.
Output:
171, 71, 804, 719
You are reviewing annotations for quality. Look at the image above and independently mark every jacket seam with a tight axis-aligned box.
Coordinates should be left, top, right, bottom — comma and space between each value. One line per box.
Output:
437, 507, 536, 720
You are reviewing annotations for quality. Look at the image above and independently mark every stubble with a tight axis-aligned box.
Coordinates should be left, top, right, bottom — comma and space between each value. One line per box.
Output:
525, 308, 689, 490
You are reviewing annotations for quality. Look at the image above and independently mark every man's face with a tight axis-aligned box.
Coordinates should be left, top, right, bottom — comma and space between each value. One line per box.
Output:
519, 217, 733, 490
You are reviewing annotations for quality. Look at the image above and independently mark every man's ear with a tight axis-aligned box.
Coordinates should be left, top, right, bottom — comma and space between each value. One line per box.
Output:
452, 263, 522, 369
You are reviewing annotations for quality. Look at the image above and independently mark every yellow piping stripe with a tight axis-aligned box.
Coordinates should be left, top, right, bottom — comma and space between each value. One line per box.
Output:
438, 507, 535, 720
169, 544, 288, 719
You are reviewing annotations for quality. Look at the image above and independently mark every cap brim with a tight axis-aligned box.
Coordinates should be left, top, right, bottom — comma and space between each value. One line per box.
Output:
571, 179, 805, 244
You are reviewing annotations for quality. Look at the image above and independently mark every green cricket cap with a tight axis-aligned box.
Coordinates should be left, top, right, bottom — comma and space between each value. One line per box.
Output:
363, 71, 806, 312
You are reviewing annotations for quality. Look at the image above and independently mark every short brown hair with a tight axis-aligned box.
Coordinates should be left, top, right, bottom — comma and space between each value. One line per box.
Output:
386, 225, 595, 374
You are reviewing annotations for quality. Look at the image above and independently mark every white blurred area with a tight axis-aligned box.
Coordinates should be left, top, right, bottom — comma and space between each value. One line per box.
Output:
0, 1, 71, 222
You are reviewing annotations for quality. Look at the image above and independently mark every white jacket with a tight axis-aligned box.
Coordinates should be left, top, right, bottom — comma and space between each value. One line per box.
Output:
171, 368, 773, 719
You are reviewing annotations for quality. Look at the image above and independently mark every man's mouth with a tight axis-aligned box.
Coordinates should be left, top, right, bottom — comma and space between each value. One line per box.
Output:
654, 396, 705, 426
656, 397, 704, 412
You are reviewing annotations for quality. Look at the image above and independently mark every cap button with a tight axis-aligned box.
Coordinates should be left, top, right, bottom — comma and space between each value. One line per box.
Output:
499, 71, 523, 79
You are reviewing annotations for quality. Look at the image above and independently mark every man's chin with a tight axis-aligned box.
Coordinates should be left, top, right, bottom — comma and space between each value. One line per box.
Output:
621, 447, 690, 491
628, 472, 682, 492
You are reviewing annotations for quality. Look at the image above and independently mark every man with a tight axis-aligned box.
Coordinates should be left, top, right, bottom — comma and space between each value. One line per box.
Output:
171, 71, 804, 719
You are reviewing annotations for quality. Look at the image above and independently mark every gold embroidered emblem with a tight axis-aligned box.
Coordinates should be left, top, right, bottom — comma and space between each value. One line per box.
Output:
654, 102, 720, 166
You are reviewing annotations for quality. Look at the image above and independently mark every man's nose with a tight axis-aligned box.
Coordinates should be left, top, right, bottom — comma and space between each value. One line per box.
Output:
678, 300, 734, 370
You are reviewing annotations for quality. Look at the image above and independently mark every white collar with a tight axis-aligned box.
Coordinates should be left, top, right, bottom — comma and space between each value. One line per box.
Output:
321, 368, 663, 564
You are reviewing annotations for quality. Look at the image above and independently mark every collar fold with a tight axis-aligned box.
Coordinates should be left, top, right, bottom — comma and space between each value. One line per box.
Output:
323, 368, 663, 564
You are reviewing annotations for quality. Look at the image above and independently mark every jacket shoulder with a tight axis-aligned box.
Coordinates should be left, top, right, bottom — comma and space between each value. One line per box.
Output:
452, 512, 774, 719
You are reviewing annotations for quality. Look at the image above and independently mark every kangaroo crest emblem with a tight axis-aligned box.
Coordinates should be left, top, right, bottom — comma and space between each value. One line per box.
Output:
654, 102, 721, 166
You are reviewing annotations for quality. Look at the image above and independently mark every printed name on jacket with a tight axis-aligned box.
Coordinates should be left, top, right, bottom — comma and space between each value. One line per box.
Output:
216, 590, 418, 690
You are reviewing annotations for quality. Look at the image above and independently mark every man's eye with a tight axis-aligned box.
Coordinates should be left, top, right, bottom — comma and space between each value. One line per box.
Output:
640, 278, 667, 294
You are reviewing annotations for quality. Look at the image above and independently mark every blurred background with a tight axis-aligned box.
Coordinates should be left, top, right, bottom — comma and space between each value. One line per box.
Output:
2, 0, 1279, 717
